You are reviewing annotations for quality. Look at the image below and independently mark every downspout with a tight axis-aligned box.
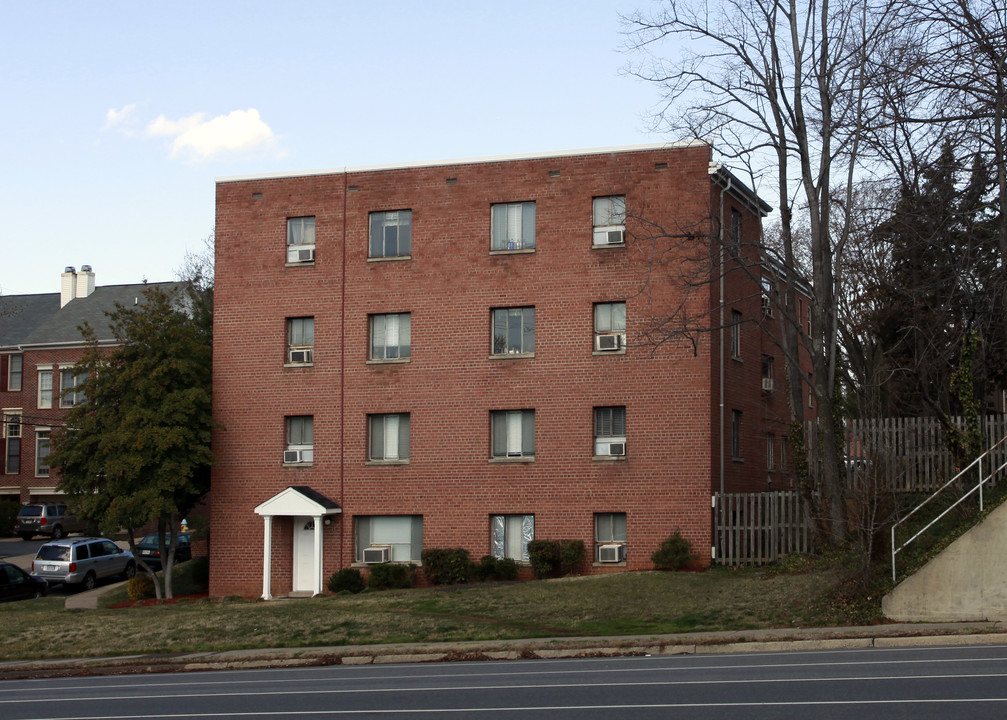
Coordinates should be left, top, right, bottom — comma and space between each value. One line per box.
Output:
713, 166, 732, 562
339, 169, 348, 568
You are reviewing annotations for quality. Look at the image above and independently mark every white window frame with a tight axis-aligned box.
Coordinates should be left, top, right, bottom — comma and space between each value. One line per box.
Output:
491, 307, 535, 356
594, 406, 627, 457
491, 410, 535, 459
285, 415, 314, 464
368, 413, 410, 462
730, 310, 742, 360
767, 433, 776, 470
37, 368, 53, 409
592, 195, 626, 246
355, 515, 423, 563
35, 428, 50, 477
761, 355, 775, 392
369, 313, 411, 361
490, 514, 534, 563
7, 354, 22, 392
369, 210, 412, 259
286, 317, 315, 365
491, 202, 536, 251
594, 512, 628, 562
59, 369, 86, 408
594, 302, 627, 353
3, 409, 21, 475
286, 216, 316, 264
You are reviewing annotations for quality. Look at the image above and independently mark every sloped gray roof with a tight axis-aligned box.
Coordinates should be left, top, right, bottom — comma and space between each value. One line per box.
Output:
0, 293, 61, 348
3, 282, 181, 349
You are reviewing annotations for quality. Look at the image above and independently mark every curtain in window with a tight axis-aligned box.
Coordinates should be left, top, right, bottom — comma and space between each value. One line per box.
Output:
594, 407, 626, 437
595, 513, 627, 543
492, 410, 534, 457
491, 203, 535, 250
593, 196, 626, 226
490, 515, 534, 562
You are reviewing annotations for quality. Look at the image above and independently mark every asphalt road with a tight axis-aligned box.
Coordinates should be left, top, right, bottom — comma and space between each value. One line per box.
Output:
1, 643, 1006, 719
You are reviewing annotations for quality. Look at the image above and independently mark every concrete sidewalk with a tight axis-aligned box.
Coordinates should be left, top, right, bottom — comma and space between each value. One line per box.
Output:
1, 622, 1005, 681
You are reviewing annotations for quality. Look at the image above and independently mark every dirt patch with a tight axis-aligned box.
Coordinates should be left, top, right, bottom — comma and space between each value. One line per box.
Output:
108, 593, 209, 609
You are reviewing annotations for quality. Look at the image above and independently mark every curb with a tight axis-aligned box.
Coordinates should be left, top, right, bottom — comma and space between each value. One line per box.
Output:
1, 625, 1005, 681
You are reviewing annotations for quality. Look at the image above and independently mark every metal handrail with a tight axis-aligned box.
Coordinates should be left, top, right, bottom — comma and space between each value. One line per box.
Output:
890, 435, 1007, 583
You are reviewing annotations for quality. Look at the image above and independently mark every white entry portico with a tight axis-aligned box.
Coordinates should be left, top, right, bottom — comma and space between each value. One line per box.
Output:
254, 486, 341, 600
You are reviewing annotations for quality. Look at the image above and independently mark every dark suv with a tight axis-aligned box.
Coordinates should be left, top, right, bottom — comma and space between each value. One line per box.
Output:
15, 504, 86, 541
31, 537, 135, 590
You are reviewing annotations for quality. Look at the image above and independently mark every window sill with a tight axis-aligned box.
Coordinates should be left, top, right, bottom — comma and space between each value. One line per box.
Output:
592, 561, 628, 567
591, 243, 626, 249
489, 352, 535, 360
366, 358, 411, 365
732, 457, 744, 464
283, 362, 314, 369
489, 456, 535, 463
489, 248, 535, 256
731, 356, 743, 363
351, 561, 422, 568
284, 261, 316, 268
592, 455, 627, 462
365, 459, 410, 466
282, 462, 314, 468
367, 255, 412, 263
592, 349, 626, 357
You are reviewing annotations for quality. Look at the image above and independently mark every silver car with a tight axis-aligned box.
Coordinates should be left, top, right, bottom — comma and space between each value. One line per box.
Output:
31, 537, 136, 590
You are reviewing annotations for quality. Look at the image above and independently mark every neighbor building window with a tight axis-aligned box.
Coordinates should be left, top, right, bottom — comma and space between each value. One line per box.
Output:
35, 429, 50, 477
491, 409, 535, 459
287, 317, 315, 364
730, 208, 742, 247
7, 355, 22, 392
369, 210, 412, 259
3, 410, 21, 475
492, 307, 535, 356
368, 413, 410, 462
767, 433, 776, 470
491, 202, 535, 251
284, 415, 314, 464
490, 514, 534, 562
595, 512, 627, 562
780, 436, 788, 471
355, 515, 423, 563
592, 195, 626, 245
594, 302, 626, 352
370, 313, 411, 361
59, 370, 87, 408
37, 369, 53, 409
594, 406, 626, 457
286, 216, 316, 263
730, 310, 742, 359
761, 355, 774, 392
731, 410, 742, 460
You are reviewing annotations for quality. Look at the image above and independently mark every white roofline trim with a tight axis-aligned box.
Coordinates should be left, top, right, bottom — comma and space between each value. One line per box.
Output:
216, 141, 710, 184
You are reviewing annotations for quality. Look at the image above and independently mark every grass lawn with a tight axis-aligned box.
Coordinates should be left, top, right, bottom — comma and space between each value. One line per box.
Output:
0, 556, 883, 662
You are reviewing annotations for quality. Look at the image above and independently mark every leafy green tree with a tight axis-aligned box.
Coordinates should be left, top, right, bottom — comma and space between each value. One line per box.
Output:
51, 285, 213, 599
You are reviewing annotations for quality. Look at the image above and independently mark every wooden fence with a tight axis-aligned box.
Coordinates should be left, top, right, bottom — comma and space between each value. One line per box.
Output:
712, 490, 812, 566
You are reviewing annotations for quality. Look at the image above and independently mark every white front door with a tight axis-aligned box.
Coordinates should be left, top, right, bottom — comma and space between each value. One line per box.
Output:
292, 517, 316, 593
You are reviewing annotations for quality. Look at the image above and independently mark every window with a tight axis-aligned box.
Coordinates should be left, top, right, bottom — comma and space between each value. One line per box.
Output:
491, 202, 535, 251
368, 413, 410, 462
284, 415, 313, 464
369, 210, 412, 259
594, 302, 626, 352
767, 433, 776, 470
780, 435, 788, 471
761, 276, 775, 316
595, 512, 627, 562
370, 313, 411, 361
286, 216, 316, 263
730, 208, 742, 250
731, 410, 742, 460
7, 354, 22, 392
3, 410, 20, 475
35, 429, 50, 477
492, 307, 535, 356
761, 355, 774, 392
59, 370, 87, 408
808, 373, 814, 409
37, 369, 53, 409
730, 310, 742, 359
594, 406, 626, 457
593, 195, 626, 245
490, 514, 534, 562
286, 317, 314, 364
491, 410, 535, 459
355, 515, 422, 563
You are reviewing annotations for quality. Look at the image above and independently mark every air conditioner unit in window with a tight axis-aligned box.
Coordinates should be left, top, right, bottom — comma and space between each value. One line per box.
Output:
288, 348, 313, 364
283, 449, 313, 464
288, 247, 315, 263
761, 294, 774, 316
606, 442, 626, 457
362, 546, 391, 564
595, 333, 623, 352
598, 544, 626, 563
762, 377, 775, 392
594, 228, 625, 245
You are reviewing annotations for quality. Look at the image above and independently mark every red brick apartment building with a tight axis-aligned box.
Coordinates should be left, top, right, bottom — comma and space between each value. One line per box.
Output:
211, 143, 809, 598
1, 268, 176, 505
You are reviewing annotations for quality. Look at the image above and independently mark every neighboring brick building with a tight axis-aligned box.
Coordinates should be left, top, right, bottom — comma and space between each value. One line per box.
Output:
1, 268, 175, 505
211, 142, 811, 598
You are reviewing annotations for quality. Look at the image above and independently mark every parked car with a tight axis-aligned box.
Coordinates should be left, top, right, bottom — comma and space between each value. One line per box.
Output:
0, 561, 48, 602
31, 537, 135, 590
15, 504, 87, 541
136, 533, 191, 570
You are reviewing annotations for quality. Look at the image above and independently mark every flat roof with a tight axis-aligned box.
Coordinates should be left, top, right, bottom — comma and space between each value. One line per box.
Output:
215, 141, 709, 184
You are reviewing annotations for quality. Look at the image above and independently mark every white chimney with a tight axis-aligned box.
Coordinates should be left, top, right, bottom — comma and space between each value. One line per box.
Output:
60, 266, 77, 308
76, 265, 95, 300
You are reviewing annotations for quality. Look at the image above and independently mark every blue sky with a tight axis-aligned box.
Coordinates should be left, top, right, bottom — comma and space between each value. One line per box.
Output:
0, 1, 664, 296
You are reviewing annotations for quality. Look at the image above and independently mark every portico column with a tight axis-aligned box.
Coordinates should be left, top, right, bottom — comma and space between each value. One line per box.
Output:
313, 514, 324, 596
262, 515, 273, 600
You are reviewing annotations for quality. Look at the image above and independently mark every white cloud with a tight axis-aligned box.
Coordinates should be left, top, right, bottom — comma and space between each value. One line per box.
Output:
104, 103, 138, 132
146, 108, 278, 160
